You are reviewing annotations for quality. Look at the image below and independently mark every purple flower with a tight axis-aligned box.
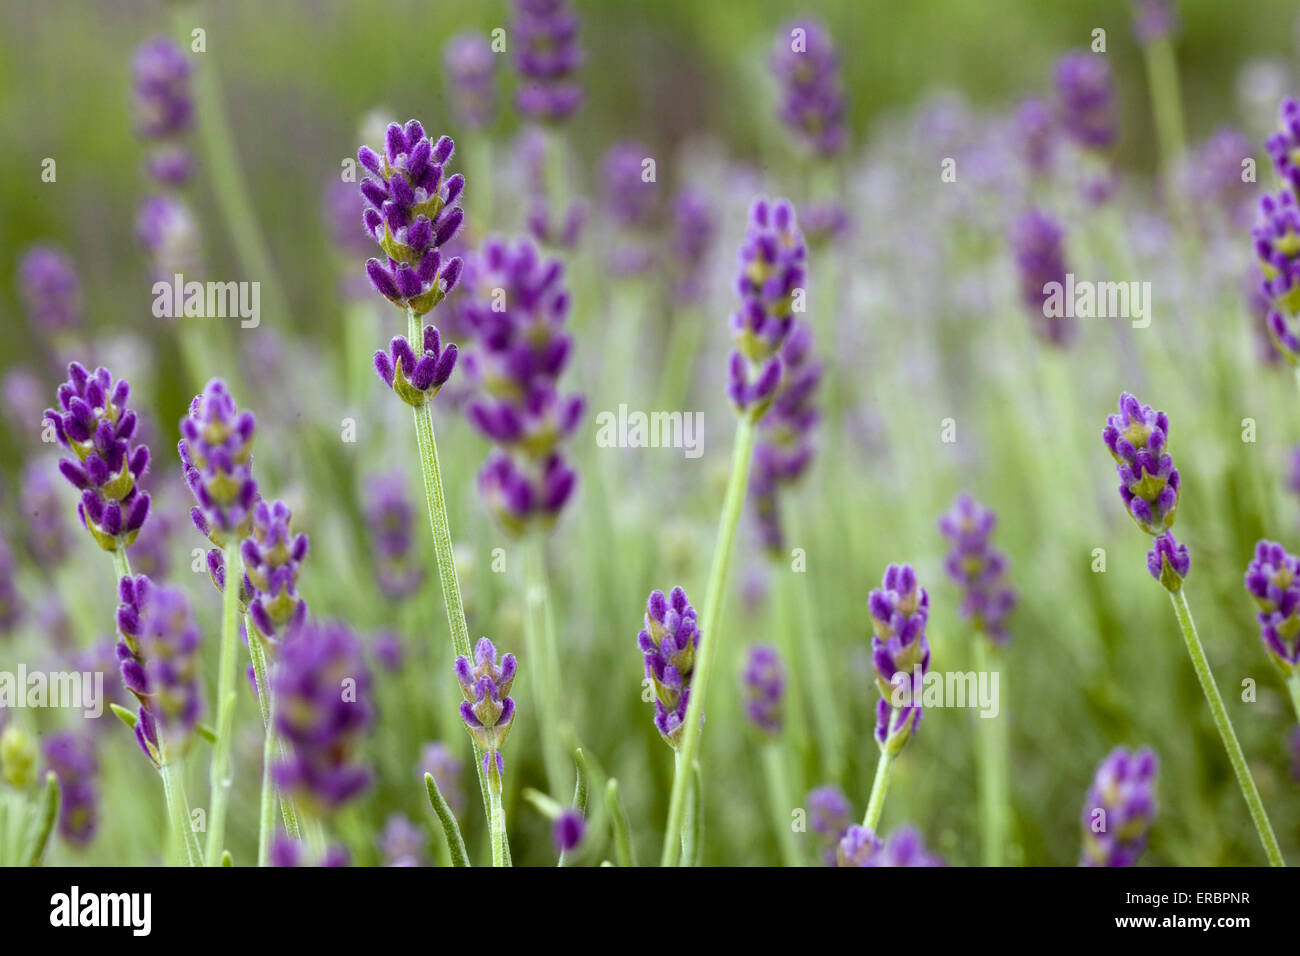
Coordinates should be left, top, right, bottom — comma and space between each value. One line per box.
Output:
1244, 540, 1300, 675
420, 741, 464, 815
1266, 98, 1300, 194
638, 587, 700, 748
0, 535, 22, 636
444, 33, 498, 130
1055, 52, 1117, 152
838, 824, 945, 867
455, 637, 517, 777
17, 245, 82, 335
1252, 189, 1300, 332
1190, 127, 1255, 229
1008, 208, 1073, 346
740, 644, 785, 736
938, 494, 1017, 643
800, 200, 851, 249
1081, 746, 1158, 866
868, 564, 930, 754
358, 120, 465, 315
273, 622, 374, 813
516, 128, 587, 249
729, 198, 807, 418
116, 574, 205, 765
363, 473, 424, 601
477, 450, 577, 536
380, 813, 426, 867
178, 379, 257, 547
135, 194, 203, 282
553, 808, 585, 853
43, 731, 100, 847
370, 630, 404, 672
1013, 97, 1055, 176
1102, 392, 1180, 535
373, 323, 459, 406
1130, 0, 1177, 45
512, 0, 583, 123
1146, 531, 1190, 591
270, 835, 350, 867
771, 19, 847, 158
602, 141, 657, 229
670, 186, 717, 301
45, 363, 151, 552
242, 499, 309, 645
131, 37, 193, 185
18, 462, 70, 565
808, 785, 852, 865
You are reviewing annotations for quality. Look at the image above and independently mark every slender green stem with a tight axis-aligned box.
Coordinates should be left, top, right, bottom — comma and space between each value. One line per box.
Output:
681, 761, 702, 867
22, 772, 59, 867
160, 756, 199, 867
1167, 587, 1284, 866
424, 773, 470, 867
558, 748, 589, 867
661, 416, 757, 865
761, 743, 801, 866
405, 306, 495, 837
246, 624, 300, 846
973, 636, 1008, 866
204, 542, 242, 865
487, 757, 507, 868
524, 535, 566, 794
654, 306, 703, 411
605, 778, 636, 867
256, 697, 276, 867
110, 547, 132, 582
1288, 672, 1300, 726
862, 750, 894, 832
1142, 38, 1187, 176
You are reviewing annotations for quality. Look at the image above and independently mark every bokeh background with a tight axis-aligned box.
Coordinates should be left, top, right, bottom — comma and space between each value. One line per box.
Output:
2, 0, 1300, 866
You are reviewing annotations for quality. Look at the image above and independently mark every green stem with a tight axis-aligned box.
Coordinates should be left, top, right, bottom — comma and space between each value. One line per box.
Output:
110, 547, 132, 582
204, 542, 242, 866
1167, 586, 1284, 866
973, 636, 1008, 866
862, 750, 894, 833
246, 622, 301, 842
761, 743, 801, 866
487, 758, 507, 868
22, 772, 59, 867
256, 693, 276, 867
661, 416, 757, 866
524, 535, 566, 795
605, 778, 636, 867
159, 756, 199, 867
405, 306, 495, 837
1142, 37, 1187, 177
1288, 672, 1300, 726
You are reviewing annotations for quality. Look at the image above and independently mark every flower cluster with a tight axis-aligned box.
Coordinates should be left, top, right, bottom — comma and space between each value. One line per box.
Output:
836, 824, 944, 867
938, 494, 1017, 643
512, 0, 583, 123
363, 472, 424, 600
638, 587, 701, 748
1008, 208, 1072, 346
358, 121, 466, 316
444, 33, 498, 130
17, 245, 82, 336
1190, 127, 1255, 230
1013, 97, 1055, 177
601, 141, 658, 276
518, 129, 587, 250
273, 622, 374, 812
1244, 540, 1300, 675
43, 731, 100, 847
1080, 746, 1159, 866
770, 19, 846, 158
868, 564, 930, 755
1251, 102, 1300, 356
242, 499, 309, 645
374, 323, 459, 407
178, 379, 257, 547
135, 194, 204, 282
131, 37, 193, 185
740, 644, 785, 736
670, 186, 716, 302
458, 237, 582, 534
729, 198, 807, 419
1054, 51, 1117, 152
455, 637, 517, 778
116, 575, 205, 766
807, 785, 852, 866
1102, 393, 1191, 590
751, 319, 822, 552
45, 363, 151, 552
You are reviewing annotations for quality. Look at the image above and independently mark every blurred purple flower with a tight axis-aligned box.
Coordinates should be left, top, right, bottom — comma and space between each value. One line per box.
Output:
740, 644, 785, 736
43, 731, 100, 847
363, 472, 424, 601
17, 245, 82, 336
512, 0, 583, 123
771, 18, 847, 158
1081, 746, 1158, 866
242, 499, 309, 645
1008, 208, 1073, 346
938, 494, 1017, 643
445, 33, 498, 130
1244, 539, 1300, 675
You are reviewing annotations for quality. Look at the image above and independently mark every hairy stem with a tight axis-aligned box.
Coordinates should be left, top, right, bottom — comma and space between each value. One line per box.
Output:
863, 750, 894, 833
204, 542, 242, 865
246, 622, 301, 843
487, 758, 507, 868
159, 755, 199, 867
1167, 587, 1284, 866
661, 416, 757, 865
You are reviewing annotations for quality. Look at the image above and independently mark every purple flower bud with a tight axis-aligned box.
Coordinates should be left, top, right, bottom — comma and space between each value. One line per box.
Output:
444, 33, 498, 130
638, 586, 700, 748
380, 813, 426, 867
45, 363, 151, 552
1252, 188, 1300, 326
1008, 208, 1073, 346
838, 824, 945, 867
512, 0, 583, 123
740, 644, 785, 736
1081, 746, 1159, 866
553, 808, 585, 853
1130, 0, 1177, 46
938, 495, 1017, 643
1013, 96, 1055, 176
771, 19, 847, 158
131, 37, 193, 185
1102, 392, 1179, 535
178, 379, 257, 546
454, 637, 516, 775
17, 245, 82, 335
273, 622, 373, 813
834, 825, 881, 866
1267, 98, 1300, 195
1244, 540, 1300, 675
19, 462, 71, 565
868, 564, 930, 755
1146, 531, 1190, 591
670, 186, 717, 301
135, 194, 203, 284
243, 499, 308, 646
1055, 51, 1117, 152
43, 731, 100, 847
1190, 126, 1255, 230
363, 472, 424, 601
807, 785, 852, 865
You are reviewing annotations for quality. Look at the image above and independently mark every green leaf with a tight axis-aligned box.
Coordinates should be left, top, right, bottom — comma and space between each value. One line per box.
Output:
110, 703, 137, 729
424, 773, 469, 867
605, 778, 636, 867
22, 771, 60, 867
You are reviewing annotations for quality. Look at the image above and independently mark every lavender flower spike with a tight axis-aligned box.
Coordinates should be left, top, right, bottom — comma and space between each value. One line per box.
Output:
455, 637, 517, 777
358, 121, 465, 315
638, 587, 701, 748
807, 785, 852, 866
1055, 51, 1117, 151
45, 363, 151, 551
740, 644, 785, 736
364, 472, 425, 600
43, 731, 100, 847
868, 564, 930, 754
242, 499, 309, 646
1264, 98, 1300, 194
17, 245, 82, 336
1147, 531, 1190, 592
444, 33, 498, 130
1251, 189, 1300, 334
131, 36, 194, 185
938, 494, 1017, 642
1008, 208, 1072, 346
1244, 540, 1300, 676
116, 574, 205, 766
178, 379, 257, 547
729, 198, 807, 420
771, 18, 847, 158
1081, 746, 1159, 866
373, 323, 458, 406
512, 0, 584, 123
1102, 392, 1179, 536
